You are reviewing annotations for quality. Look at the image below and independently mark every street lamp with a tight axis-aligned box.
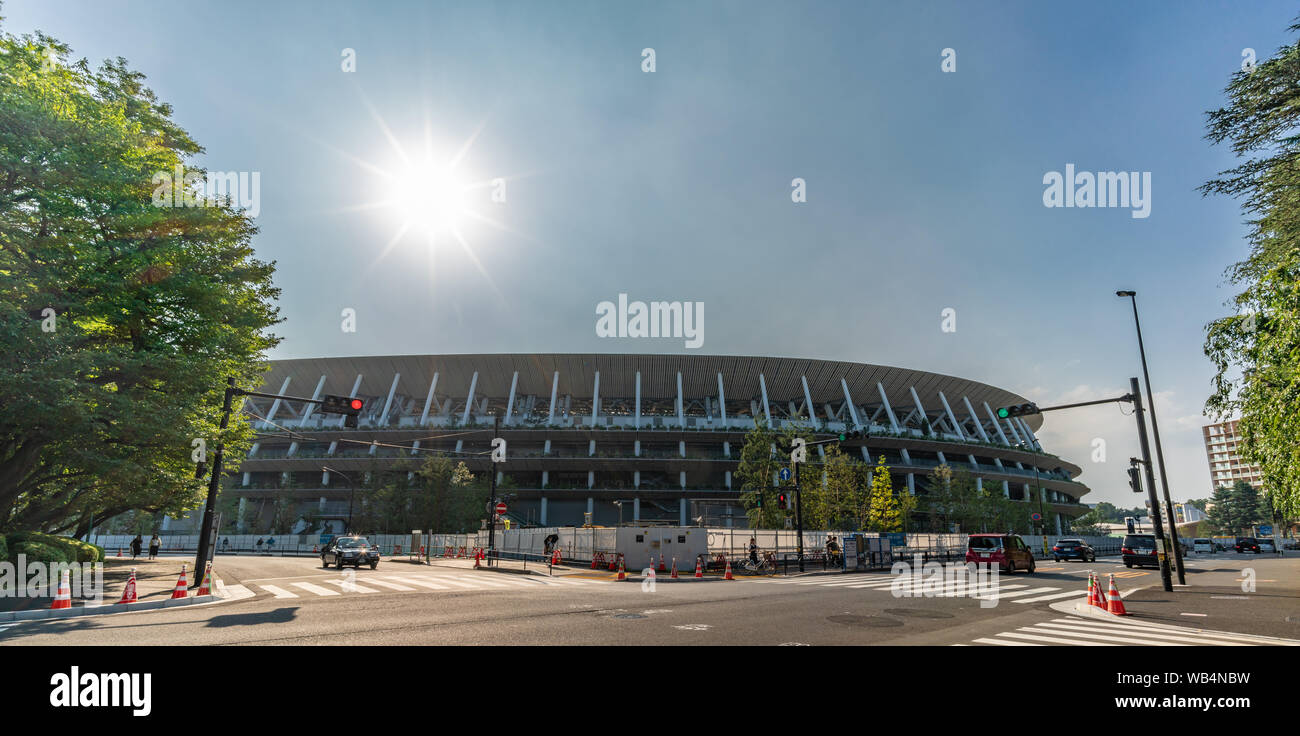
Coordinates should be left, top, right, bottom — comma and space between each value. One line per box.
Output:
322, 466, 356, 534
1116, 290, 1186, 584
613, 501, 625, 526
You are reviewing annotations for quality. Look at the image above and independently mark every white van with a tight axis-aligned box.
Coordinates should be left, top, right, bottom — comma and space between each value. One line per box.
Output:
1192, 538, 1214, 553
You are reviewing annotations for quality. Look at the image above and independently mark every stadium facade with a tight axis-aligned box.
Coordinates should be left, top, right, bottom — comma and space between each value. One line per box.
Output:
232, 354, 1091, 533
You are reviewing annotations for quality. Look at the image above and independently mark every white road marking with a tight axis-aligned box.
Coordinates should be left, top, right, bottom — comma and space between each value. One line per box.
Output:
362, 578, 417, 592
997, 631, 1120, 646
382, 576, 452, 590
1011, 590, 1090, 603
971, 637, 1043, 646
322, 579, 379, 594
290, 582, 340, 596
257, 584, 299, 599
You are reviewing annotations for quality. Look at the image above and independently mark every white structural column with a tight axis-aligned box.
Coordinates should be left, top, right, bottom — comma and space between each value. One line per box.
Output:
840, 378, 863, 429
419, 373, 439, 426
591, 371, 601, 426
982, 402, 1010, 445
676, 371, 685, 427
961, 396, 990, 442
908, 386, 928, 431
634, 371, 641, 428
759, 373, 772, 426
540, 498, 548, 526
547, 371, 559, 424
340, 375, 363, 428
801, 375, 816, 426
262, 377, 293, 429
717, 372, 727, 426
461, 372, 479, 425
504, 371, 519, 425
289, 375, 327, 457
679, 499, 686, 526
938, 391, 966, 440
876, 382, 901, 432
1017, 418, 1043, 450
1002, 414, 1025, 446
377, 373, 401, 426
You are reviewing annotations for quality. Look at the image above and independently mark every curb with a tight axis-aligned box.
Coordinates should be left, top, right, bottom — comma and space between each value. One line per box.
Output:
1, 593, 221, 622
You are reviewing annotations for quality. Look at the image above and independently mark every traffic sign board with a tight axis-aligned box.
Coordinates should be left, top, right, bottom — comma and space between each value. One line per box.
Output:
1259, 524, 1273, 536
1030, 512, 1043, 521
495, 502, 508, 515
779, 468, 792, 481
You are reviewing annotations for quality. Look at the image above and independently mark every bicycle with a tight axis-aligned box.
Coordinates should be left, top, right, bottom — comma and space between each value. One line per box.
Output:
739, 551, 776, 573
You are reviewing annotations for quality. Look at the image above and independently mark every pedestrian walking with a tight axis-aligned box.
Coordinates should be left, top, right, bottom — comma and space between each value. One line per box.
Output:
129, 535, 142, 560
256, 537, 264, 554
148, 534, 161, 560
267, 536, 276, 555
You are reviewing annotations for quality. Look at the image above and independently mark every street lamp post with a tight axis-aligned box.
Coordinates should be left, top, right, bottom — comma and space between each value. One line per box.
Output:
1117, 290, 1185, 585
322, 466, 356, 534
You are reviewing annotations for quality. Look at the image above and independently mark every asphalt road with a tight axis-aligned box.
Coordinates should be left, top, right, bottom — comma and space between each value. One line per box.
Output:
3, 552, 1297, 646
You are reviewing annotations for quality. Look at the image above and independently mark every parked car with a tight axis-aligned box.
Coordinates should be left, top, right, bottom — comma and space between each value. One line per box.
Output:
966, 533, 1036, 573
321, 535, 380, 569
1257, 538, 1276, 553
1234, 537, 1261, 554
1192, 538, 1214, 553
1122, 533, 1158, 568
1052, 538, 1096, 562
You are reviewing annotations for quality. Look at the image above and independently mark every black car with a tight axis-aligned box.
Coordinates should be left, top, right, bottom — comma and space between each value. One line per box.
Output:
1052, 538, 1096, 563
1121, 533, 1158, 568
1234, 537, 1261, 554
321, 536, 380, 569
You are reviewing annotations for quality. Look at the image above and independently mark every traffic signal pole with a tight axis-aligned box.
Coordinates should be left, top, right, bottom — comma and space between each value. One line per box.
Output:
794, 461, 804, 572
485, 415, 500, 566
1130, 377, 1174, 592
194, 378, 236, 588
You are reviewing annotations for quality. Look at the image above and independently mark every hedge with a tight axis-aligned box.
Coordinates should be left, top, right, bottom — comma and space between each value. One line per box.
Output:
3, 532, 105, 564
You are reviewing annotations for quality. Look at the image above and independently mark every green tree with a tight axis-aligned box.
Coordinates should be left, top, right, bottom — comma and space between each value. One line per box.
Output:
1201, 18, 1300, 519
1206, 480, 1267, 536
865, 456, 912, 532
735, 420, 799, 529
0, 24, 280, 533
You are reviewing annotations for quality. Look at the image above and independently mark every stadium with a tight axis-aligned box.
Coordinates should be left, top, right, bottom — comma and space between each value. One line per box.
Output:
226, 354, 1092, 534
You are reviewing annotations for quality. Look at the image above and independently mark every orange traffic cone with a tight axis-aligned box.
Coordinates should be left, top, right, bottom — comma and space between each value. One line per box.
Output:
616, 555, 626, 581
51, 570, 72, 609
694, 557, 704, 578
196, 562, 212, 596
591, 553, 599, 570
658, 556, 666, 572
647, 565, 656, 583
1091, 572, 1108, 609
117, 568, 139, 604
724, 558, 734, 580
670, 558, 678, 579
170, 564, 189, 599
552, 549, 562, 566
1106, 574, 1130, 615
608, 555, 617, 571
474, 549, 482, 569
116, 548, 122, 558
312, 545, 318, 553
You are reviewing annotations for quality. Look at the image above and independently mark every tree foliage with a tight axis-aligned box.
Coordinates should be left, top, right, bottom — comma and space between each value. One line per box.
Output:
0, 25, 280, 533
1201, 18, 1300, 518
1206, 480, 1269, 536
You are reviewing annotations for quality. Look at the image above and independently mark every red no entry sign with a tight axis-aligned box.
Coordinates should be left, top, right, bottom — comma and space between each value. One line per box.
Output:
495, 502, 507, 515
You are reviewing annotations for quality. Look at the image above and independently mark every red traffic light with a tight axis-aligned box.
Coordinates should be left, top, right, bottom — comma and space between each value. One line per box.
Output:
777, 493, 788, 510
349, 398, 363, 411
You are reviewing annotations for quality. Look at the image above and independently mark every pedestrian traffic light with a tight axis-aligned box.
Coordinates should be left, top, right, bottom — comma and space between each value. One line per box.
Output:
1127, 466, 1143, 493
837, 429, 867, 441
777, 492, 788, 510
996, 403, 1040, 418
319, 394, 364, 428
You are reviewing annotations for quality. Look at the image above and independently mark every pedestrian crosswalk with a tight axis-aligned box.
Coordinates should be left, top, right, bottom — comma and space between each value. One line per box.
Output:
748, 574, 1099, 604
969, 615, 1300, 647
246, 572, 609, 600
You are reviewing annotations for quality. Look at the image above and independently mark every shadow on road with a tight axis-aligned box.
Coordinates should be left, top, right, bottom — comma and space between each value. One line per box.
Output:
205, 607, 298, 628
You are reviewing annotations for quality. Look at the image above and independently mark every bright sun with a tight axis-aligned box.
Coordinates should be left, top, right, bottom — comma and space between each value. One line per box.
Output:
386, 163, 471, 237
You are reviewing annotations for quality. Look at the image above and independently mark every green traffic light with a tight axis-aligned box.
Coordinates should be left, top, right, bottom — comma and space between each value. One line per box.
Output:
838, 433, 846, 441
997, 407, 1010, 418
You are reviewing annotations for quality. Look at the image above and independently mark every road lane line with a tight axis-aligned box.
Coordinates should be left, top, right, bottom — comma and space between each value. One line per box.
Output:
362, 578, 416, 591
322, 579, 380, 594
1034, 621, 1247, 646
420, 577, 485, 590
972, 637, 1044, 646
256, 584, 298, 599
1052, 617, 1297, 645
981, 587, 1061, 599
998, 631, 1119, 646
383, 576, 451, 590
290, 582, 340, 596
1017, 626, 1188, 646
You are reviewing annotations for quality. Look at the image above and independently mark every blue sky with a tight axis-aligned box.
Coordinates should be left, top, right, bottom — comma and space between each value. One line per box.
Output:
5, 0, 1292, 508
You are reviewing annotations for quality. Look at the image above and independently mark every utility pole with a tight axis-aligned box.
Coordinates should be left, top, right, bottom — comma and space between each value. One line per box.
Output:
1117, 291, 1185, 584
194, 377, 236, 587
1130, 377, 1174, 592
484, 415, 502, 566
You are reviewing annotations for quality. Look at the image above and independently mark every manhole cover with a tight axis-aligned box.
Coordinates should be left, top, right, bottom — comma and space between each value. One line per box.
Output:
613, 613, 647, 619
826, 614, 902, 628
884, 608, 954, 619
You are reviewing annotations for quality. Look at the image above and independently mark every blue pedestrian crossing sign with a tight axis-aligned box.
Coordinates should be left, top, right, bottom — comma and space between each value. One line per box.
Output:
1259, 525, 1272, 536
779, 467, 792, 481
